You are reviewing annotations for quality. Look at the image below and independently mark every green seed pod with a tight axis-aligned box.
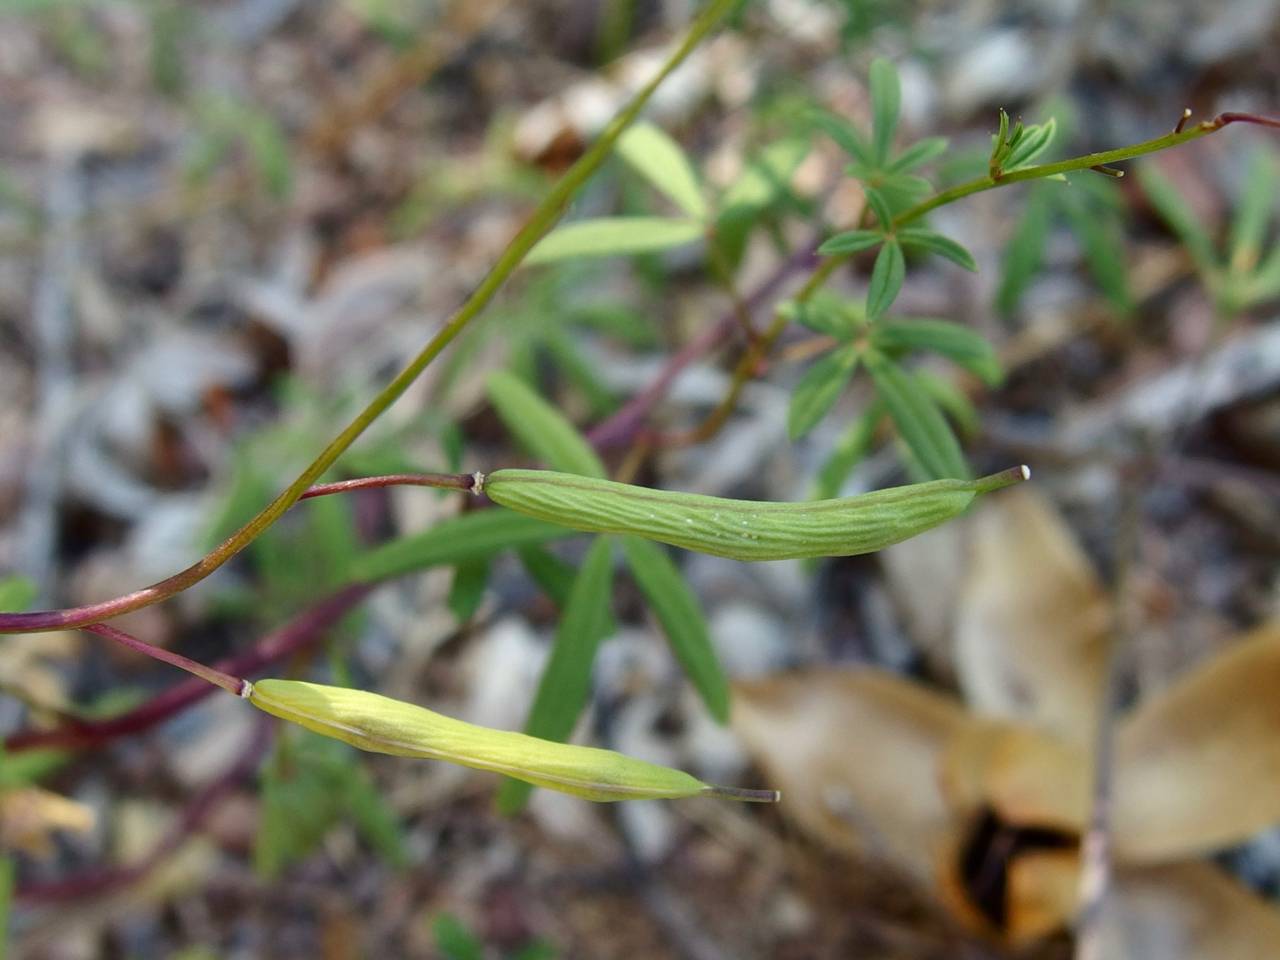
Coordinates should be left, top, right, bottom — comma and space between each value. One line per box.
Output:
246, 679, 776, 803
481, 466, 1029, 562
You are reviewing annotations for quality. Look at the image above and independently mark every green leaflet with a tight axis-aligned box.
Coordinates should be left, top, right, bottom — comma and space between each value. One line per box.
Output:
866, 239, 905, 321
487, 371, 606, 478
818, 228, 883, 256
526, 217, 703, 264
868, 57, 901, 164
619, 535, 729, 723
864, 349, 970, 480
616, 122, 708, 220
498, 536, 616, 812
898, 228, 978, 272
787, 343, 860, 438
871, 318, 1003, 385
349, 509, 569, 583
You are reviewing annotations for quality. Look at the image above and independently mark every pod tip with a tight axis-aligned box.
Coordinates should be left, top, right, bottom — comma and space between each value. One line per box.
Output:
975, 464, 1032, 493
1021, 464, 1032, 480
704, 784, 782, 803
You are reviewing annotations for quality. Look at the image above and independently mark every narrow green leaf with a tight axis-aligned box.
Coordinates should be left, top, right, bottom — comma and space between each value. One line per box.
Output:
871, 318, 1003, 385
990, 108, 1010, 172
779, 291, 861, 338
808, 108, 874, 167
899, 227, 978, 272
818, 228, 883, 256
914, 370, 980, 436
862, 186, 894, 230
498, 536, 615, 812
517, 543, 577, 607
866, 239, 905, 322
719, 137, 808, 212
1004, 117, 1057, 170
787, 344, 860, 438
1137, 165, 1219, 275
889, 136, 949, 173
526, 217, 703, 264
1228, 149, 1277, 275
350, 510, 569, 583
447, 557, 490, 621
869, 57, 901, 164
810, 405, 884, 500
865, 349, 969, 480
1059, 189, 1133, 313
620, 536, 729, 723
616, 122, 708, 219
487, 371, 606, 477
996, 188, 1052, 315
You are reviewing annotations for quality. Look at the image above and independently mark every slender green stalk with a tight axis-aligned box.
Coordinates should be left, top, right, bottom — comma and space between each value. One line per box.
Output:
0, 0, 735, 635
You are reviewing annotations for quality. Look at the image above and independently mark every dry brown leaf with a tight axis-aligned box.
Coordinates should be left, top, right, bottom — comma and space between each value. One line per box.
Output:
0, 786, 96, 858
954, 487, 1112, 746
732, 668, 973, 884
1098, 862, 1280, 959
939, 720, 1090, 833
1007, 848, 1081, 945
1114, 622, 1280, 862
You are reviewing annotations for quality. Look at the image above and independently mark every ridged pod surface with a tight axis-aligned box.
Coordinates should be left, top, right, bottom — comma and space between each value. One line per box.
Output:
483, 467, 1028, 562
248, 679, 775, 803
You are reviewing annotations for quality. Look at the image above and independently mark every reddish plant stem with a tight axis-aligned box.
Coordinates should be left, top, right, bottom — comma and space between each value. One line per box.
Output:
586, 240, 821, 450
14, 717, 273, 904
4, 584, 371, 753
299, 472, 476, 500
84, 624, 244, 695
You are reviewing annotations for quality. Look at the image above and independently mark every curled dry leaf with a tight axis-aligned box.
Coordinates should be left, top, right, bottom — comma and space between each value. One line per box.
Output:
1114, 622, 1280, 862
731, 668, 972, 884
1098, 862, 1280, 960
954, 486, 1112, 745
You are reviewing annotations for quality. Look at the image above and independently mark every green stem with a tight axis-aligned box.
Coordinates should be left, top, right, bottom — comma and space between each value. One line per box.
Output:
0, 0, 736, 636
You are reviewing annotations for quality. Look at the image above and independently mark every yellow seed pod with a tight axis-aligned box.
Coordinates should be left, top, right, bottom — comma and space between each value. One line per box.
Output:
246, 679, 777, 804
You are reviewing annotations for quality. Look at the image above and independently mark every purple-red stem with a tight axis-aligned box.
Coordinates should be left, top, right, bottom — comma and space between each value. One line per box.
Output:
84, 624, 244, 695
4, 584, 371, 753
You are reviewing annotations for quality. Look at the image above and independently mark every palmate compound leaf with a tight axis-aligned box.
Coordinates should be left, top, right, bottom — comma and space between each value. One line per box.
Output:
498, 536, 616, 813
615, 122, 708, 220
620, 535, 729, 723
486, 370, 606, 478
526, 217, 704, 265
787, 343, 860, 439
864, 349, 969, 480
870, 318, 1003, 385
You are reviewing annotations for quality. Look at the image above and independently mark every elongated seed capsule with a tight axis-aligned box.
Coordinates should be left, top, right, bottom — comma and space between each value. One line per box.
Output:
482, 466, 1030, 562
246, 679, 777, 803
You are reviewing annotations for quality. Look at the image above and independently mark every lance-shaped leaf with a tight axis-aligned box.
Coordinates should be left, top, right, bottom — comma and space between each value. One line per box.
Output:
526, 217, 703, 265
787, 343, 860, 439
447, 557, 491, 621
862, 186, 894, 231
1114, 622, 1280, 862
898, 227, 978, 272
498, 536, 616, 812
487, 370, 605, 478
865, 350, 969, 479
349, 510, 569, 582
868, 57, 900, 164
866, 239, 905, 322
953, 487, 1112, 746
616, 122, 707, 220
888, 136, 948, 174
872, 318, 1003, 385
818, 228, 883, 257
779, 291, 861, 338
620, 535, 728, 723
808, 108, 874, 167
